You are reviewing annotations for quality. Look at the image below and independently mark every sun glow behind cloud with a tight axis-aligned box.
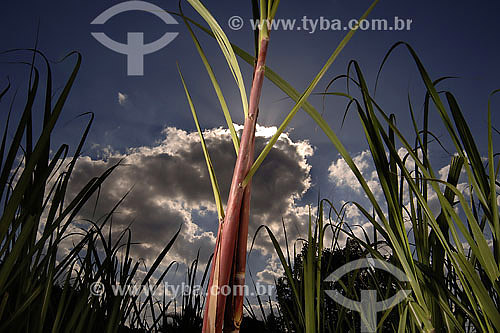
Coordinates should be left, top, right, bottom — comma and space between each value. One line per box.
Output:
59, 125, 314, 285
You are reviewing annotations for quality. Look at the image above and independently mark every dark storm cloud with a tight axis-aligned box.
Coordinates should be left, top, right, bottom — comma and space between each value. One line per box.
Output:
63, 125, 313, 277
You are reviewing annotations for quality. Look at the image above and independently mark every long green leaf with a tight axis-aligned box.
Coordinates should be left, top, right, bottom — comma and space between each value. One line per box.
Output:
186, 0, 249, 118
177, 64, 225, 220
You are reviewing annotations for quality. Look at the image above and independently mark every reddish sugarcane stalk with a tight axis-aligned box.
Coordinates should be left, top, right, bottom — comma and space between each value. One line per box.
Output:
202, 36, 270, 333
223, 118, 256, 332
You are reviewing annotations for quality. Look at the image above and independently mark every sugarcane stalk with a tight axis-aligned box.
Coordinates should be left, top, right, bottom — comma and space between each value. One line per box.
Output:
202, 33, 270, 333
222, 113, 256, 332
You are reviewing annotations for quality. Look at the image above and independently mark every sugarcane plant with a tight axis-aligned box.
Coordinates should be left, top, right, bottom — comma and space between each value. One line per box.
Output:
261, 44, 500, 332
176, 0, 379, 332
0, 49, 183, 333
179, 1, 276, 331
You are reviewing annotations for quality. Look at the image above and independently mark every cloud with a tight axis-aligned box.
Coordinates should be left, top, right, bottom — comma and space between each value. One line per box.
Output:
326, 148, 499, 252
62, 125, 314, 280
118, 92, 127, 106
256, 259, 283, 285
327, 150, 382, 200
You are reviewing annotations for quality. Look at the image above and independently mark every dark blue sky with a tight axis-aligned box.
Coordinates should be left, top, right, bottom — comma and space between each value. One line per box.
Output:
1, 0, 500, 281
2, 1, 499, 154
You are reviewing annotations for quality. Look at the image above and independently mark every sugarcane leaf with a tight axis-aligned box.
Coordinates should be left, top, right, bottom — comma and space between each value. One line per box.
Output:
186, 0, 249, 118
179, 3, 240, 154
177, 64, 225, 220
